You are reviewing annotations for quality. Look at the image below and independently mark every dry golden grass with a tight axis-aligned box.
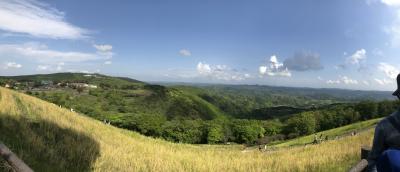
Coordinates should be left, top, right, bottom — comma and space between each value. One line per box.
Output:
0, 87, 374, 172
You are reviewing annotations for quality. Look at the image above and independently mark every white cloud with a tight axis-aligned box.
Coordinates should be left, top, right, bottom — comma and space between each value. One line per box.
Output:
0, 0, 88, 39
326, 80, 341, 84
381, 0, 400, 7
326, 76, 358, 85
36, 62, 64, 71
36, 65, 50, 71
341, 76, 358, 84
179, 49, 191, 57
378, 62, 399, 79
104, 61, 112, 65
94, 44, 112, 52
4, 62, 22, 69
259, 55, 291, 77
375, 78, 394, 85
197, 62, 212, 75
197, 62, 250, 81
362, 80, 370, 85
0, 43, 109, 64
347, 49, 366, 65
93, 44, 114, 59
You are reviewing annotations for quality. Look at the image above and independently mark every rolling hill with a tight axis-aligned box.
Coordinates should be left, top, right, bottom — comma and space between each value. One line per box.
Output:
0, 87, 377, 171
0, 73, 395, 145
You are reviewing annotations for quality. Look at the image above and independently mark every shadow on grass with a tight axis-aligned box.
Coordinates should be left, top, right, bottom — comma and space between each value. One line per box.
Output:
0, 114, 100, 172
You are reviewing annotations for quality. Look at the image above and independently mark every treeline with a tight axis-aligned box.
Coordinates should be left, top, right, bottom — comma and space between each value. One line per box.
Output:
112, 100, 399, 144
23, 81, 399, 145
113, 117, 266, 144
282, 100, 399, 138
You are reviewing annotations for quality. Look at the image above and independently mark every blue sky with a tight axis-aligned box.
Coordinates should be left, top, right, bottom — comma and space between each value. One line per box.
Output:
0, 0, 400, 91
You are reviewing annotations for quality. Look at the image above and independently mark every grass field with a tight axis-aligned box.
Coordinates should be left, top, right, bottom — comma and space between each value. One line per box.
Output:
0, 87, 377, 172
270, 117, 381, 148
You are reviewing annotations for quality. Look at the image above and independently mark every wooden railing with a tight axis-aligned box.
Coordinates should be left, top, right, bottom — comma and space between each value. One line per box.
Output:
349, 146, 371, 172
0, 143, 33, 172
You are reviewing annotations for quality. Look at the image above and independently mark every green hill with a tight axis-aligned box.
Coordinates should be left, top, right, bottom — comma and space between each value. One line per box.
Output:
0, 87, 377, 171
0, 73, 395, 145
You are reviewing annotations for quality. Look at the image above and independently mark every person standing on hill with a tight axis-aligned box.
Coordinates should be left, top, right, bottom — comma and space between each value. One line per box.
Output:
367, 74, 400, 172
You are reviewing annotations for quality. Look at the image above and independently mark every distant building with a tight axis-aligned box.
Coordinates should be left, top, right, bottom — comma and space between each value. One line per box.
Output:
4, 84, 10, 88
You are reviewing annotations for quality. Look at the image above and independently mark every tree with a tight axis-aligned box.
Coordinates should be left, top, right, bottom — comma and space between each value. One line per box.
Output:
284, 112, 316, 137
206, 123, 224, 144
231, 120, 265, 144
162, 120, 206, 144
355, 101, 378, 120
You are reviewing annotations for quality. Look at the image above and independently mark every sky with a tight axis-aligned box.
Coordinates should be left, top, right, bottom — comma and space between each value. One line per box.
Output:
0, 0, 400, 91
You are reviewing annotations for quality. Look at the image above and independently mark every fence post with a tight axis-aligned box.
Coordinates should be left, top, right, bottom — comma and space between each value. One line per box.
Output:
0, 143, 33, 172
349, 146, 371, 172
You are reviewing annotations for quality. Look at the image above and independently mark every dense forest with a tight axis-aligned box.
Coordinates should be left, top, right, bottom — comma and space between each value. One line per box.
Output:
0, 73, 397, 144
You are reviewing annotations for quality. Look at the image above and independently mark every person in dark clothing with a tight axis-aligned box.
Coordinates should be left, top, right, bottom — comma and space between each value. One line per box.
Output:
367, 74, 400, 172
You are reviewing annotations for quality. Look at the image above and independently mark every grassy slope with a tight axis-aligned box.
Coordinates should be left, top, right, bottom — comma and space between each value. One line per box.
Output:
0, 87, 376, 171
271, 118, 381, 148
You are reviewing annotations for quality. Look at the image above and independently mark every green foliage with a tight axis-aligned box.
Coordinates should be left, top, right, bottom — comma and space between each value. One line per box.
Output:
231, 120, 265, 144
206, 123, 225, 144
355, 100, 378, 120
262, 120, 284, 136
162, 120, 206, 143
285, 112, 316, 137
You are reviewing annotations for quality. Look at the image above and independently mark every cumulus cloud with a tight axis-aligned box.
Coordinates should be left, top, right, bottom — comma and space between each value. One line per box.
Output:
378, 62, 399, 79
104, 61, 112, 65
179, 49, 191, 57
375, 78, 394, 85
93, 44, 114, 59
326, 76, 358, 85
36, 62, 65, 71
94, 44, 112, 52
326, 80, 341, 84
259, 55, 291, 77
36, 65, 50, 71
197, 62, 212, 75
197, 62, 251, 81
0, 43, 109, 64
336, 49, 367, 71
347, 49, 366, 65
3, 62, 22, 69
341, 76, 359, 84
0, 0, 88, 39
283, 51, 323, 71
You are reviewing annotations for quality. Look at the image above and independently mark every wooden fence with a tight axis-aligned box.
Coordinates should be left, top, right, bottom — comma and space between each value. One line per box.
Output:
349, 146, 371, 172
0, 143, 33, 172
